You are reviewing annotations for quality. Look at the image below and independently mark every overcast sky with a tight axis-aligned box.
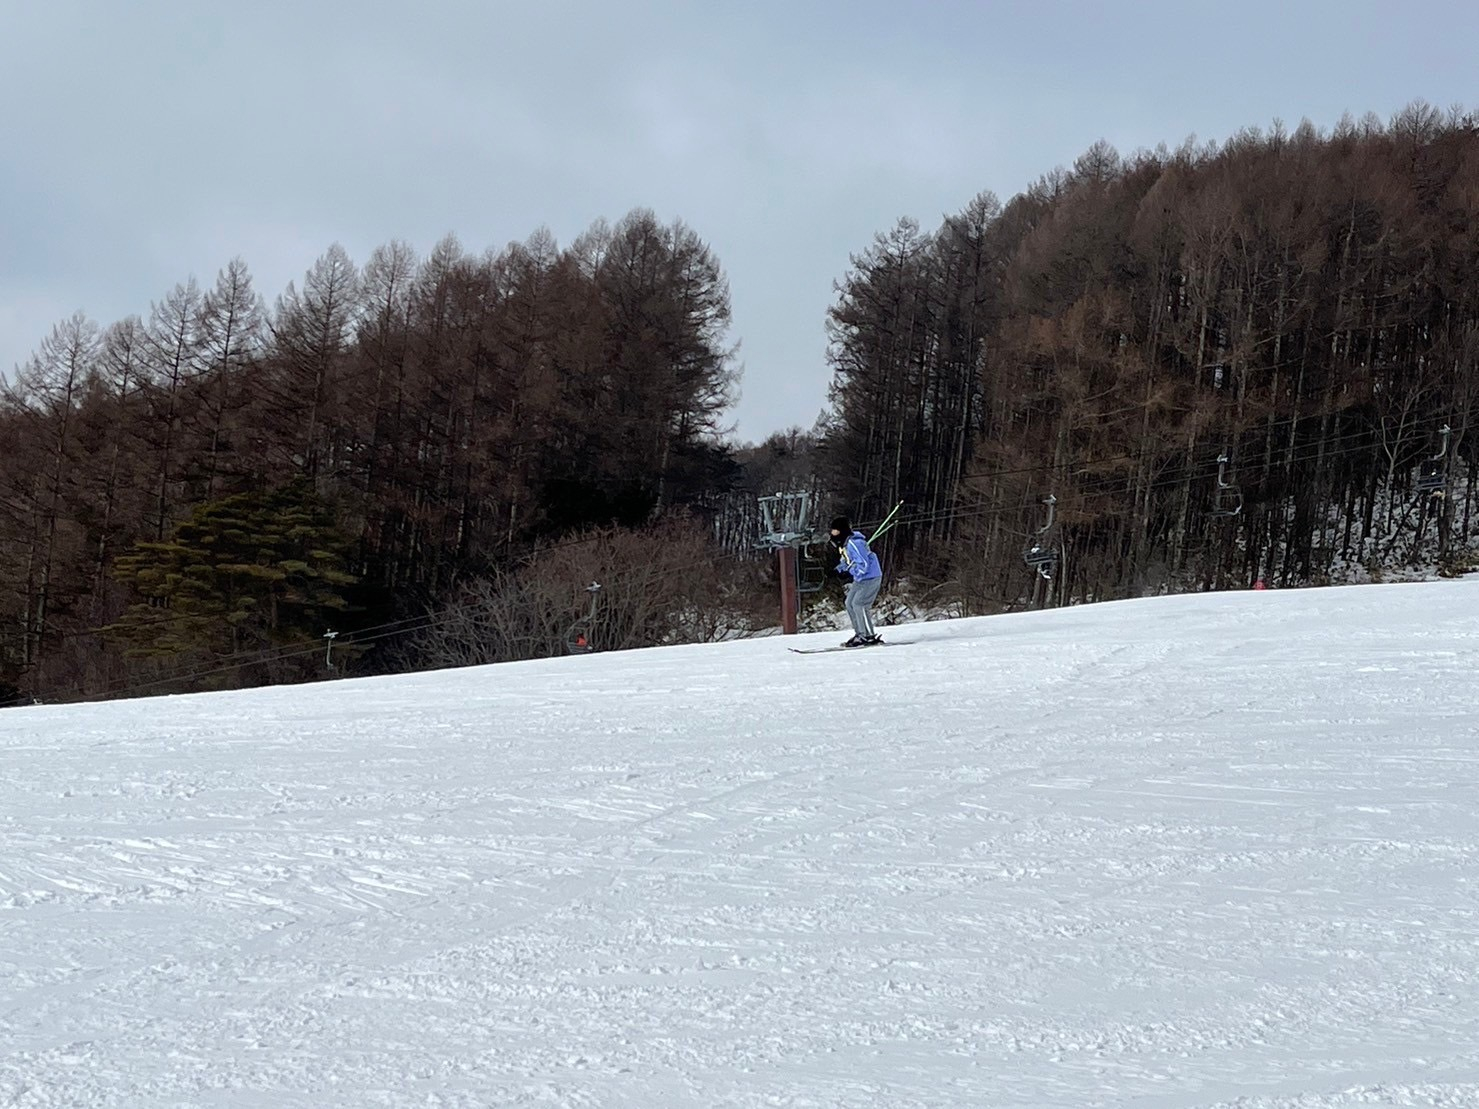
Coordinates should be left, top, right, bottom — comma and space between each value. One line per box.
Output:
3, 1, 1476, 441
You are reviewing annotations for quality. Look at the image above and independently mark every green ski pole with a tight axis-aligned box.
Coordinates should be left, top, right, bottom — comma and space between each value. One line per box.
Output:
868, 500, 905, 542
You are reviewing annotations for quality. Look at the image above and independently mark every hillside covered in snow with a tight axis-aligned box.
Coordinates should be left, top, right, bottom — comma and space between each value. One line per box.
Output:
4, 581, 1479, 1107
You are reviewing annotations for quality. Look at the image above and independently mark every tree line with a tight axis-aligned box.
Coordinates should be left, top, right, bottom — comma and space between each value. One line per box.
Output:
1, 210, 741, 702
820, 102, 1479, 610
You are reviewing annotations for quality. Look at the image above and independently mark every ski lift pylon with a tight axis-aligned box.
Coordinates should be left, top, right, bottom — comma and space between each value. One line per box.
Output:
756, 491, 821, 635
757, 490, 815, 548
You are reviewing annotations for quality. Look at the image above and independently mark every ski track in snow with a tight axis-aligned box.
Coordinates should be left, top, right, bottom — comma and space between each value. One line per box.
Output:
3, 581, 1479, 1106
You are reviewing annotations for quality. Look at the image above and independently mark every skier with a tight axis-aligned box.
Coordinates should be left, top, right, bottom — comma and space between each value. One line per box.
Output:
829, 515, 883, 647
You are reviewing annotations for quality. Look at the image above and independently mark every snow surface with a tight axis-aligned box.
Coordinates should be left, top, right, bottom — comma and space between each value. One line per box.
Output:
4, 582, 1479, 1108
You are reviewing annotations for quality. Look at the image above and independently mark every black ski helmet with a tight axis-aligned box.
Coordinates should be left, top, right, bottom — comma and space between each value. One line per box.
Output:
829, 515, 852, 537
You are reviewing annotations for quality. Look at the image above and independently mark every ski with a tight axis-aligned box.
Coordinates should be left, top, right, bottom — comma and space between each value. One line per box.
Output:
788, 640, 898, 655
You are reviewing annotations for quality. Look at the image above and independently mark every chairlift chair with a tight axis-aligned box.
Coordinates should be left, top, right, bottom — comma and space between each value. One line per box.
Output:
564, 581, 602, 654
1210, 453, 1244, 518
1023, 542, 1058, 581
1416, 425, 1451, 498
1022, 494, 1059, 581
1416, 467, 1446, 495
796, 541, 830, 595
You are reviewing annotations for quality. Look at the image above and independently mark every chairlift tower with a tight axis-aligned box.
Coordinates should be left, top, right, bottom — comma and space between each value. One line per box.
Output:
757, 491, 825, 635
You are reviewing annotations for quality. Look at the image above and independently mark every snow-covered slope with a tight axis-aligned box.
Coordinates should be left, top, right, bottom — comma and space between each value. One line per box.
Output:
4, 582, 1479, 1108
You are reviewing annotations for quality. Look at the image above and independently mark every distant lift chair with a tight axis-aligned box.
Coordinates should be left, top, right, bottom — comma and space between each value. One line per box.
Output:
1416, 425, 1451, 498
1210, 453, 1244, 518
1023, 494, 1059, 581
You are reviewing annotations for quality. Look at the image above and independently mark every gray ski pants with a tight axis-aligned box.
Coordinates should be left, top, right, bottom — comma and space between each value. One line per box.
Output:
844, 575, 882, 638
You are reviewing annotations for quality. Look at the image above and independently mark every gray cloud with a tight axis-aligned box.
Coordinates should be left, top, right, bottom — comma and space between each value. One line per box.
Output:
3, 0, 1477, 439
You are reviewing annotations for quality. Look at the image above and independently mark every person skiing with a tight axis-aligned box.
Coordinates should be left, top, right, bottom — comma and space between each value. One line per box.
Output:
829, 514, 883, 647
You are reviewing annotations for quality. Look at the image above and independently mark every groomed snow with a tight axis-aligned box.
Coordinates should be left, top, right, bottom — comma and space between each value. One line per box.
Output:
4, 581, 1479, 1107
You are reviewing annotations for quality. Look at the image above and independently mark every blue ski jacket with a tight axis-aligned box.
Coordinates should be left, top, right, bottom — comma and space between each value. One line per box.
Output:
835, 531, 882, 582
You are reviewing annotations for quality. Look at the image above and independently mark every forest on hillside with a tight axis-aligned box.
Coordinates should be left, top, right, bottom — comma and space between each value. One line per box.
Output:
819, 101, 1479, 610
5, 102, 1478, 704
0, 211, 748, 703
